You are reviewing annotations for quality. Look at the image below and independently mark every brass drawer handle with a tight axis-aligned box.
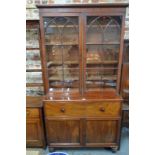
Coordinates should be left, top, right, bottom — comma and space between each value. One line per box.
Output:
60, 108, 65, 113
100, 107, 105, 112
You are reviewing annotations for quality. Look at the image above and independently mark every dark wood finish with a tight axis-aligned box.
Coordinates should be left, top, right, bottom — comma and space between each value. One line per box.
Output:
85, 120, 118, 144
116, 14, 126, 93
37, 3, 129, 8
26, 96, 46, 148
44, 98, 122, 150
121, 40, 129, 128
26, 96, 43, 107
26, 47, 40, 50
26, 83, 44, 87
39, 16, 50, 94
26, 118, 43, 147
27, 108, 40, 118
121, 63, 129, 100
38, 5, 127, 94
85, 102, 121, 117
26, 20, 39, 26
46, 119, 81, 145
37, 3, 128, 152
121, 40, 129, 99
45, 102, 85, 117
26, 69, 42, 72
122, 110, 129, 128
44, 101, 121, 117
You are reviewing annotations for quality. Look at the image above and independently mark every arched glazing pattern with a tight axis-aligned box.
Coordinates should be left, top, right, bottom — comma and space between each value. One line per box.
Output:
43, 17, 79, 92
86, 16, 122, 91
87, 16, 121, 43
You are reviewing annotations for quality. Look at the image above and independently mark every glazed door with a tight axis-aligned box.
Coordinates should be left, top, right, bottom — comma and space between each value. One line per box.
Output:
40, 14, 82, 94
84, 15, 123, 93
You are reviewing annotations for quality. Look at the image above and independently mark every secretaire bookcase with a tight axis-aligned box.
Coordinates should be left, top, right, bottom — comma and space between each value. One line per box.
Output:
37, 3, 128, 152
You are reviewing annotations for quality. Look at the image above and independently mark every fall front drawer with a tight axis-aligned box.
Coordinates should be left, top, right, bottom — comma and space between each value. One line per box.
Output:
44, 101, 121, 117
85, 102, 121, 117
44, 101, 85, 117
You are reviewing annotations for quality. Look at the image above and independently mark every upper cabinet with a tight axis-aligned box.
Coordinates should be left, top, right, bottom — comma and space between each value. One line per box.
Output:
37, 4, 128, 95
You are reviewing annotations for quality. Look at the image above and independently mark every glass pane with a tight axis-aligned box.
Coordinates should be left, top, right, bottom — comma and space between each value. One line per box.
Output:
86, 16, 122, 91
87, 16, 121, 44
44, 17, 79, 92
86, 45, 119, 63
86, 67, 117, 91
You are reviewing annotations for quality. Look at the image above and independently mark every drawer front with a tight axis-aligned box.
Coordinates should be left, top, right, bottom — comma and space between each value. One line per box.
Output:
86, 102, 121, 117
26, 108, 40, 118
45, 102, 85, 117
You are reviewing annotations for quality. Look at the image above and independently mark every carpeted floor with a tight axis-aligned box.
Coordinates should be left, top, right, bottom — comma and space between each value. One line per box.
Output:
26, 150, 41, 155
26, 127, 129, 155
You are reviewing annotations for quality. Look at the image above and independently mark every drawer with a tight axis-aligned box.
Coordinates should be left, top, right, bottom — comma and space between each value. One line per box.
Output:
86, 102, 121, 117
26, 108, 40, 118
45, 102, 85, 117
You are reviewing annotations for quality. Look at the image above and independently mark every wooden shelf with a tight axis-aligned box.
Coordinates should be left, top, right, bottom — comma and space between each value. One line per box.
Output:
87, 60, 118, 65
49, 82, 79, 88
26, 83, 44, 87
26, 48, 40, 50
46, 25, 78, 28
87, 76, 117, 81
47, 61, 79, 66
36, 3, 129, 8
49, 77, 79, 81
87, 25, 120, 28
26, 69, 42, 72
86, 67, 118, 70
86, 42, 120, 45
46, 25, 120, 29
45, 43, 78, 46
47, 61, 117, 66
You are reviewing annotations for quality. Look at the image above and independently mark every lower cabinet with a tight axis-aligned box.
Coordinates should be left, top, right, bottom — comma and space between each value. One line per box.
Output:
44, 101, 121, 151
26, 108, 45, 148
46, 119, 81, 146
85, 120, 119, 145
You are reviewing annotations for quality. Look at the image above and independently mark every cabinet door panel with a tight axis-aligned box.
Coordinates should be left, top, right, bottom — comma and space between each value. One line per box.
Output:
86, 120, 117, 144
46, 119, 81, 145
26, 119, 43, 147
